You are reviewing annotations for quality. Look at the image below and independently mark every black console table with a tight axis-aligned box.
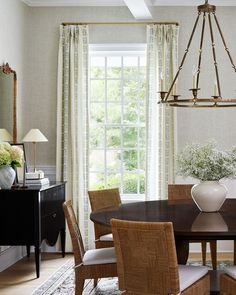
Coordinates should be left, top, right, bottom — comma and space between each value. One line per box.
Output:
0, 181, 66, 278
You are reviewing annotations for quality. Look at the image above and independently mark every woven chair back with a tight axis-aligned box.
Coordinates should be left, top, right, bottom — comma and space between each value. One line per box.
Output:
88, 188, 121, 240
63, 200, 85, 265
88, 188, 121, 212
168, 184, 194, 201
111, 219, 180, 294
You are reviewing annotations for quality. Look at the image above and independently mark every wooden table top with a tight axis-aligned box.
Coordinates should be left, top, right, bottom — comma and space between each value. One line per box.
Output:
90, 199, 236, 240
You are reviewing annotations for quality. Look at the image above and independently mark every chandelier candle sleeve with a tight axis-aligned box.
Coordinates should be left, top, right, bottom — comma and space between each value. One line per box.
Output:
192, 65, 198, 89
214, 81, 218, 97
160, 72, 165, 91
173, 83, 177, 95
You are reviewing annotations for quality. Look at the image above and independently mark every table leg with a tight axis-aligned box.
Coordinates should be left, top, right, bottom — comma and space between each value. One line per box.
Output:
175, 239, 189, 264
60, 229, 66, 257
210, 270, 223, 295
26, 245, 30, 258
35, 246, 41, 278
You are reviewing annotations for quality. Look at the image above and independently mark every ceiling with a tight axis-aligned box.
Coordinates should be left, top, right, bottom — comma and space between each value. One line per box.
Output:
21, 0, 236, 6
21, 0, 236, 20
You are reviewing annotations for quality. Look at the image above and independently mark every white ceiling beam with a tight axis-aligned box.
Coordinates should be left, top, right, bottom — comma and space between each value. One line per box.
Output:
123, 0, 153, 20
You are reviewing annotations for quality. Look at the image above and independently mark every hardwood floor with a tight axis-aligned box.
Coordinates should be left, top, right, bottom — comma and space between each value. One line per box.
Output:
0, 252, 233, 295
0, 253, 73, 295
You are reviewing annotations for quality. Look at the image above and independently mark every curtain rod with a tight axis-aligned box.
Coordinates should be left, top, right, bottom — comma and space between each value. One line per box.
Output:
62, 21, 179, 26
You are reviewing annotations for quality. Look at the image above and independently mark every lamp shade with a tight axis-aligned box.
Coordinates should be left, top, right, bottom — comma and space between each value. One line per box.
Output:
0, 129, 13, 142
22, 129, 48, 142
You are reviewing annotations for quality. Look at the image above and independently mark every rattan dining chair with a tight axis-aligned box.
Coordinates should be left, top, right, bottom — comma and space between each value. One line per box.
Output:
220, 267, 236, 294
63, 200, 117, 295
168, 184, 217, 270
111, 219, 210, 295
88, 188, 121, 249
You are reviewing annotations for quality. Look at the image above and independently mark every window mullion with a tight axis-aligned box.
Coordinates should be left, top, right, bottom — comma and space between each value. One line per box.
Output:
89, 49, 146, 199
104, 56, 108, 187
120, 56, 124, 195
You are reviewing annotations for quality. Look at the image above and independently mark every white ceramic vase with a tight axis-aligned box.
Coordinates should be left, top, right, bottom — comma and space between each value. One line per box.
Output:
191, 181, 227, 212
0, 166, 16, 189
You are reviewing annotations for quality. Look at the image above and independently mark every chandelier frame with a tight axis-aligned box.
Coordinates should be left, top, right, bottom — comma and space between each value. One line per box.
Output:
160, 0, 236, 108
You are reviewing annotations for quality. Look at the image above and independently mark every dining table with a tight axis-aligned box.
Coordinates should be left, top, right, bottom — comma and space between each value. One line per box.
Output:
90, 198, 236, 294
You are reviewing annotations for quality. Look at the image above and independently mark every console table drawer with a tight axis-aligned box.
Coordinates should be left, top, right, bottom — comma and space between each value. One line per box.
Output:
41, 184, 65, 217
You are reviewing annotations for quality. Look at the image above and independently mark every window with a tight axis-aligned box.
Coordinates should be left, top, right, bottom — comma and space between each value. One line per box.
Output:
89, 44, 146, 199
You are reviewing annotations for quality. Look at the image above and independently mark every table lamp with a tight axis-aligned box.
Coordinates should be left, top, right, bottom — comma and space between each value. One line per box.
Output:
0, 129, 13, 142
22, 129, 48, 177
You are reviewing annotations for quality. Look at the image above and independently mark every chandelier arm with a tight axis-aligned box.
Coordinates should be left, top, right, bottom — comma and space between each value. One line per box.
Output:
208, 12, 221, 98
196, 12, 206, 88
213, 14, 236, 73
164, 13, 201, 101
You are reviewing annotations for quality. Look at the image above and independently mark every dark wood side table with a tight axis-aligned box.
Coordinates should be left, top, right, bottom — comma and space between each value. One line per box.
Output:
0, 181, 66, 278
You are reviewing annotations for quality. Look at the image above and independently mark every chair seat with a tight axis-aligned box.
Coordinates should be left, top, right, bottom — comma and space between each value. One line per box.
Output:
223, 266, 236, 279
83, 247, 116, 265
179, 265, 209, 291
100, 233, 113, 241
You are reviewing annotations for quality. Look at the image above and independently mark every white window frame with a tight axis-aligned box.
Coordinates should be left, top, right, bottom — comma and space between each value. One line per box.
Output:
89, 44, 147, 202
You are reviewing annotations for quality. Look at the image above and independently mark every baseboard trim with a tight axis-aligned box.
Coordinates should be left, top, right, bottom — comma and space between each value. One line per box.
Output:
0, 246, 24, 272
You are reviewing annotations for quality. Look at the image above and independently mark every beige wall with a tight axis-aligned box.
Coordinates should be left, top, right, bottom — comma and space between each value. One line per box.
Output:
1, 3, 236, 170
0, 0, 28, 140
22, 6, 146, 166
0, 0, 28, 260
22, 5, 236, 169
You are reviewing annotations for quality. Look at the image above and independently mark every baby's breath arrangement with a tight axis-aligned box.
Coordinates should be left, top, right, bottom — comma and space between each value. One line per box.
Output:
0, 142, 23, 168
177, 141, 236, 181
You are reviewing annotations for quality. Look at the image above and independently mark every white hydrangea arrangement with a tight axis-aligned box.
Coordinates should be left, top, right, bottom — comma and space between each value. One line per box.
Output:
0, 142, 23, 168
177, 141, 236, 181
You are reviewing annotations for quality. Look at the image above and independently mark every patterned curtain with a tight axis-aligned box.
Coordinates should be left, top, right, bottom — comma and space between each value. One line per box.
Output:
56, 25, 91, 250
146, 24, 179, 200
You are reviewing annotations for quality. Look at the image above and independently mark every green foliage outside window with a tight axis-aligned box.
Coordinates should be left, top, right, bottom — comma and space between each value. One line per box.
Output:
91, 173, 145, 194
89, 54, 146, 196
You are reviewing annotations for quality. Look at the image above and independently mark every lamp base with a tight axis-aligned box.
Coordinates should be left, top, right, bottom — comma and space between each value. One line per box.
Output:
26, 171, 44, 180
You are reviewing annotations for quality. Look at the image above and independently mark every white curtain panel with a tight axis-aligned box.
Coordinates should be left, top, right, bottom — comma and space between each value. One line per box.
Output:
56, 25, 91, 250
146, 24, 179, 200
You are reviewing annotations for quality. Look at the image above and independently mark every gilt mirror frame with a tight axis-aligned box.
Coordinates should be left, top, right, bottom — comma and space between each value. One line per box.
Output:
0, 63, 17, 143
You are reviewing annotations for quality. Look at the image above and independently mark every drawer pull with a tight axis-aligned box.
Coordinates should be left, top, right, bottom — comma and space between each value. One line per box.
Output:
52, 213, 57, 218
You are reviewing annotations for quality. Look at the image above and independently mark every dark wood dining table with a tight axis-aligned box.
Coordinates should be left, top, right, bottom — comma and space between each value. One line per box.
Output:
90, 198, 236, 294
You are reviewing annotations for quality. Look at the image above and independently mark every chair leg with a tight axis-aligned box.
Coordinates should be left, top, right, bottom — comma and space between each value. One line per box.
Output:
210, 241, 217, 270
94, 278, 98, 287
201, 241, 207, 266
75, 275, 85, 295
234, 240, 236, 265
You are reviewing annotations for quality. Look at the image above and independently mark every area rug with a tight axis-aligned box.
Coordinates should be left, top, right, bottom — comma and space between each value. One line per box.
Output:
32, 260, 233, 295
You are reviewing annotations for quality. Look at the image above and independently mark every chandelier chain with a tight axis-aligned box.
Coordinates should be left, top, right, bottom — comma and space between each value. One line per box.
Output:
197, 12, 206, 88
213, 14, 236, 73
208, 13, 221, 98
165, 13, 201, 101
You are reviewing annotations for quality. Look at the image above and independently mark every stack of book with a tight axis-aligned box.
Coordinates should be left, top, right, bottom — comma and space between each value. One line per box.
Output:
24, 177, 50, 186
